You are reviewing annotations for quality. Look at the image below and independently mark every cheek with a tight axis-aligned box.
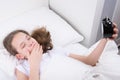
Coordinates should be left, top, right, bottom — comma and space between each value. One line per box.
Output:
24, 47, 32, 54
19, 48, 29, 56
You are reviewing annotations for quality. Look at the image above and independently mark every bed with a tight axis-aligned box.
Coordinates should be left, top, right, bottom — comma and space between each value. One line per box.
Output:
0, 0, 120, 80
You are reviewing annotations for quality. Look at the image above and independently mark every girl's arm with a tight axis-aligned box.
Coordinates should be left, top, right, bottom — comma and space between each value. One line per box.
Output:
69, 23, 118, 66
16, 62, 40, 80
69, 38, 107, 66
29, 66, 40, 80
15, 65, 40, 80
28, 44, 43, 80
16, 69, 29, 80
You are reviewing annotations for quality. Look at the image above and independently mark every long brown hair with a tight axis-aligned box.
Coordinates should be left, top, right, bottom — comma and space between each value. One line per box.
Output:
3, 27, 53, 56
31, 27, 53, 53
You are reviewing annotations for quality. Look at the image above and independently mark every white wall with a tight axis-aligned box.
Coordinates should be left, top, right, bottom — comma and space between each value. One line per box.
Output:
0, 0, 48, 23
96, 0, 117, 41
90, 0, 105, 46
49, 0, 105, 47
112, 0, 120, 38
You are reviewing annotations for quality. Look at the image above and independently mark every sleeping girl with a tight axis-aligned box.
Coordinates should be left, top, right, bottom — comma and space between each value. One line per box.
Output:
3, 23, 119, 80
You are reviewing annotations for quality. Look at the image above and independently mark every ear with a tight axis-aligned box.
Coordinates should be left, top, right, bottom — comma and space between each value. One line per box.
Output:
15, 54, 25, 60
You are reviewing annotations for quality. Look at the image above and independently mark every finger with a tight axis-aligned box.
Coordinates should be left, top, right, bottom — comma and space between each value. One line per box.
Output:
31, 43, 39, 54
113, 23, 117, 28
39, 45, 43, 53
114, 27, 119, 34
37, 45, 43, 54
35, 44, 43, 55
112, 34, 118, 39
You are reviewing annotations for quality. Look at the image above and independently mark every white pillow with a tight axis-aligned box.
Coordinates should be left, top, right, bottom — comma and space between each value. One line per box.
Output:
0, 49, 17, 77
0, 7, 84, 49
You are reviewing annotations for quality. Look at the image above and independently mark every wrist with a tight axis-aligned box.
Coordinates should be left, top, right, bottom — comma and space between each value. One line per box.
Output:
101, 38, 108, 43
102, 38, 107, 41
30, 67, 40, 79
30, 66, 40, 75
30, 65, 40, 69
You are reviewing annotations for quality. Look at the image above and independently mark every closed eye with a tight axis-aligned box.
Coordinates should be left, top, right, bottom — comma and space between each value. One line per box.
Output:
20, 35, 28, 49
22, 43, 25, 49
20, 42, 25, 49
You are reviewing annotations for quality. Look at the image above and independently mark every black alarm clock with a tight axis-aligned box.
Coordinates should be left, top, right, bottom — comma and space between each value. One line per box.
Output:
102, 17, 114, 38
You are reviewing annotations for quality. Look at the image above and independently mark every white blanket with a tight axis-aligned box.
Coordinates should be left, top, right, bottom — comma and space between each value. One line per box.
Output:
40, 40, 120, 80
40, 54, 92, 80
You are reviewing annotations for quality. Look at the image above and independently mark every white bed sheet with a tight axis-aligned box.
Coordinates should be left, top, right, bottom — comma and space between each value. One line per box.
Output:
0, 40, 120, 80
40, 40, 120, 80
0, 70, 16, 80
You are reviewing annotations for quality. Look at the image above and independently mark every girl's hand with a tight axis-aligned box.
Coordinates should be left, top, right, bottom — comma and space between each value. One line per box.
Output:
27, 43, 43, 69
108, 23, 119, 40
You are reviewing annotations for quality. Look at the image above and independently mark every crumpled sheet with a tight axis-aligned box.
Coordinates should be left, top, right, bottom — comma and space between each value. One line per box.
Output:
41, 40, 120, 80
84, 40, 120, 80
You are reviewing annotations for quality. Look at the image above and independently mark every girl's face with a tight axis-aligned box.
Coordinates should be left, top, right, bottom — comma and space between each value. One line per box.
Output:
11, 32, 38, 59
